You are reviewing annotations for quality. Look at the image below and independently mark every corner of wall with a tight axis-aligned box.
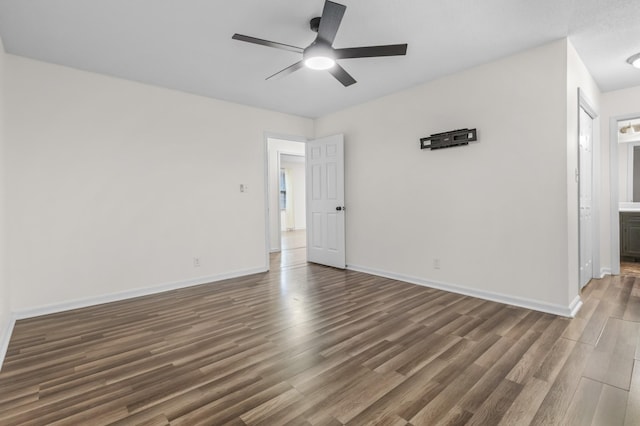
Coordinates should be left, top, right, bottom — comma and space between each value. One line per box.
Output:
565, 38, 602, 306
315, 40, 577, 311
0, 315, 15, 372
0, 34, 11, 371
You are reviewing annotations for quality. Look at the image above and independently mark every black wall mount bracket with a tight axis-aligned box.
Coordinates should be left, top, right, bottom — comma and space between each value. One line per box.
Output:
420, 128, 477, 150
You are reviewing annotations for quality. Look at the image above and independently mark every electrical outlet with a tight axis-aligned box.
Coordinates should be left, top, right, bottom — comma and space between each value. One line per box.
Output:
240, 184, 248, 193
193, 257, 200, 267
433, 258, 440, 269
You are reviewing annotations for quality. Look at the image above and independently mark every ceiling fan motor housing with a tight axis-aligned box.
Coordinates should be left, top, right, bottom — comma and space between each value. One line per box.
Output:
310, 17, 321, 33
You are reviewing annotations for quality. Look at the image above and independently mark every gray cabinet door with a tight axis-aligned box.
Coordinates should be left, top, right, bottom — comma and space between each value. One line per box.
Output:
620, 212, 640, 259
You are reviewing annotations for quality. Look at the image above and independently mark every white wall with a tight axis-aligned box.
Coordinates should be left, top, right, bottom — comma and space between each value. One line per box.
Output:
599, 85, 640, 273
315, 40, 575, 312
267, 138, 305, 251
0, 35, 621, 326
0, 36, 11, 366
281, 156, 306, 230
565, 40, 601, 299
5, 56, 313, 312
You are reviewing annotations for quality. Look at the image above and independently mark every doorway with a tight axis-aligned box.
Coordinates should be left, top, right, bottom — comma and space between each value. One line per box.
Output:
266, 137, 307, 268
613, 116, 640, 276
265, 134, 346, 270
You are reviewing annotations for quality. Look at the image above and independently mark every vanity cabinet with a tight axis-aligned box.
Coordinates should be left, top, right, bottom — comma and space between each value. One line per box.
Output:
620, 211, 640, 260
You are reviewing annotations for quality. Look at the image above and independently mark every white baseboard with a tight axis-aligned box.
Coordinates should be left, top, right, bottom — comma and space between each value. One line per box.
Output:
13, 267, 267, 320
599, 268, 612, 278
569, 295, 583, 317
347, 264, 582, 318
0, 313, 16, 372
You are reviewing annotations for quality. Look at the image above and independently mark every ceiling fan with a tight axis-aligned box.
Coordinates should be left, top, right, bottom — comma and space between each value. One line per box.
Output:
232, 0, 408, 87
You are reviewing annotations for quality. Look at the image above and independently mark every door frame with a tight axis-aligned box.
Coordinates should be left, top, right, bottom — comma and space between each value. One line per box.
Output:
577, 89, 599, 290
609, 113, 640, 276
263, 133, 307, 270
578, 100, 595, 289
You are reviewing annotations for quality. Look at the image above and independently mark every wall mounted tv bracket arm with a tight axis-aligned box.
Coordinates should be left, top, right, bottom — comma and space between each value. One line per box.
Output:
420, 128, 477, 150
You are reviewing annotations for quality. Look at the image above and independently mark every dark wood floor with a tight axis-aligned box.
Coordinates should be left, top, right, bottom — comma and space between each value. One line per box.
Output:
1, 255, 639, 425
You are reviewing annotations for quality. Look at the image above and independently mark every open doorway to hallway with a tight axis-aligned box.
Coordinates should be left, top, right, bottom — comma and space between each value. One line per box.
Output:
279, 153, 306, 266
267, 137, 307, 268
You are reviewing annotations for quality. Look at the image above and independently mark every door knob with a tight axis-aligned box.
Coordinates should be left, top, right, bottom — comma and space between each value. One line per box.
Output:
336, 206, 345, 211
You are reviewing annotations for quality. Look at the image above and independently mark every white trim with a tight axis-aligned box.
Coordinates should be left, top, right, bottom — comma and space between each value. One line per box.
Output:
13, 267, 266, 320
347, 264, 582, 318
577, 89, 599, 291
0, 314, 16, 372
263, 135, 272, 270
578, 89, 598, 119
569, 295, 583, 318
263, 132, 308, 144
276, 151, 282, 248
628, 143, 636, 202
600, 267, 612, 278
590, 107, 602, 279
611, 117, 621, 275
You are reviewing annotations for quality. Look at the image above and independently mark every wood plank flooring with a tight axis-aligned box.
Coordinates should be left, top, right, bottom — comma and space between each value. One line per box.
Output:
281, 230, 306, 251
621, 261, 640, 277
1, 257, 640, 425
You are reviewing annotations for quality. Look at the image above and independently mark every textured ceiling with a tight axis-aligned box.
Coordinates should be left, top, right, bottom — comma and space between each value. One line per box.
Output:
0, 0, 639, 118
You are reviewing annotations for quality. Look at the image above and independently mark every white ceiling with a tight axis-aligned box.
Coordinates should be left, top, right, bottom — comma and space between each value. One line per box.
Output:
0, 0, 639, 118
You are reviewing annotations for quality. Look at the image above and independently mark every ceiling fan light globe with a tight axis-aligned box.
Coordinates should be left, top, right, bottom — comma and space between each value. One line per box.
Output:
304, 56, 336, 70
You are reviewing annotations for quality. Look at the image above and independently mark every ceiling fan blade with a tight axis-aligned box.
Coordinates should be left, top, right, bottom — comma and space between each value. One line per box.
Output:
328, 64, 356, 87
317, 1, 346, 45
232, 33, 304, 54
334, 44, 408, 59
266, 61, 305, 80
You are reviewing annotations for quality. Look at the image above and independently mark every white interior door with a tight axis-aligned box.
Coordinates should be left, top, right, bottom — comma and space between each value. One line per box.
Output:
306, 134, 345, 268
579, 107, 593, 288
